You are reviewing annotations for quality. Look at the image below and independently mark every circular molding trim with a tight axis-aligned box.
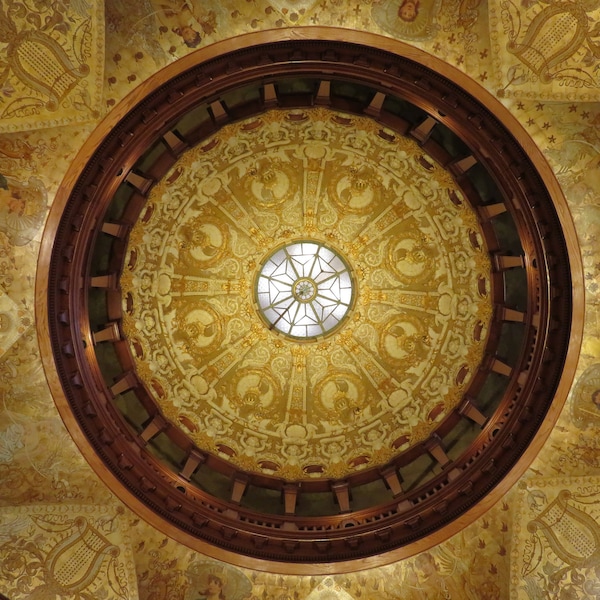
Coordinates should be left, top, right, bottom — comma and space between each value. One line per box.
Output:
37, 28, 583, 573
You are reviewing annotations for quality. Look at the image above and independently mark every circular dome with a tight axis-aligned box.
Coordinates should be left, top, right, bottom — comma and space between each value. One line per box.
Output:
40, 32, 577, 571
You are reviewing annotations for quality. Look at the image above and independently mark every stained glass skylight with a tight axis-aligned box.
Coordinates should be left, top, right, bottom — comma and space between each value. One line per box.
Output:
255, 241, 354, 339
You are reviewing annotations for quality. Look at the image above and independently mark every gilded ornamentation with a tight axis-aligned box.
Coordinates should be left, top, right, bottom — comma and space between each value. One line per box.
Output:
490, 0, 600, 100
0, 288, 32, 359
246, 158, 298, 208
0, 0, 103, 131
386, 230, 438, 285
0, 174, 47, 246
121, 108, 492, 479
328, 164, 383, 214
227, 367, 281, 421
171, 301, 224, 357
178, 211, 230, 269
380, 313, 431, 369
570, 363, 600, 430
4, 0, 595, 593
0, 505, 137, 599
313, 370, 367, 424
514, 478, 600, 600
372, 0, 441, 41
185, 560, 252, 600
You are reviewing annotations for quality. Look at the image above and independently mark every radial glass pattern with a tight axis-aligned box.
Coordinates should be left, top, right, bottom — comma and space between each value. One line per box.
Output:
256, 241, 354, 339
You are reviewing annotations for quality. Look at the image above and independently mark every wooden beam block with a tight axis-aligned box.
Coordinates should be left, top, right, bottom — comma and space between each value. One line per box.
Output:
501, 307, 526, 322
90, 273, 118, 289
450, 155, 477, 176
480, 202, 507, 220
231, 475, 249, 504
125, 171, 153, 195
163, 130, 187, 155
411, 116, 437, 143
458, 397, 487, 427
283, 483, 300, 515
263, 83, 277, 107
491, 358, 512, 377
210, 100, 228, 123
380, 466, 404, 497
424, 435, 451, 467
101, 221, 128, 238
494, 255, 525, 270
180, 449, 206, 481
364, 91, 386, 117
110, 370, 138, 396
332, 481, 351, 513
140, 414, 167, 443
93, 322, 121, 344
316, 80, 331, 105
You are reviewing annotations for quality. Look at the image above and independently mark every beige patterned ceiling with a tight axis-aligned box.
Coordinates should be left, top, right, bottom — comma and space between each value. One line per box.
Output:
121, 108, 491, 480
1, 0, 599, 597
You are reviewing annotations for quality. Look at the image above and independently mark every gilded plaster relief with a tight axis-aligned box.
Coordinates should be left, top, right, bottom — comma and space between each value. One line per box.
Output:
570, 364, 600, 432
0, 335, 112, 508
0, 174, 46, 247
0, 407, 110, 506
511, 478, 600, 600
489, 0, 600, 100
109, 512, 511, 600
0, 0, 104, 132
121, 108, 491, 480
103, 0, 490, 113
0, 504, 138, 599
526, 363, 600, 481
305, 577, 356, 599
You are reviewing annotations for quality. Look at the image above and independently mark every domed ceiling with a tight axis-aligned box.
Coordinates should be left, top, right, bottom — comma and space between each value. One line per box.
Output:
3, 0, 600, 592
41, 34, 577, 570
120, 107, 492, 481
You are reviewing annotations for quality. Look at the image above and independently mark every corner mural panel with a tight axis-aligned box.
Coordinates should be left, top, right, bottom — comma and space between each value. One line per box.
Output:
489, 0, 600, 100
0, 0, 104, 132
511, 477, 600, 599
0, 504, 138, 599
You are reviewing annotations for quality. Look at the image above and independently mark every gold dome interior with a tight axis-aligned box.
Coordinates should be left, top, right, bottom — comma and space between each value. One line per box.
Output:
120, 108, 491, 482
0, 0, 585, 588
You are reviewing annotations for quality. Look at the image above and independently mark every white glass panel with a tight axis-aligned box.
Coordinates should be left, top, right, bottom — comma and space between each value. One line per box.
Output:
256, 241, 354, 339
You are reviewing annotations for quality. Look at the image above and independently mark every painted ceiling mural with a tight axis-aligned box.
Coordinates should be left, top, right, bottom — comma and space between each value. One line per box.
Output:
0, 0, 104, 132
0, 0, 599, 599
121, 108, 490, 480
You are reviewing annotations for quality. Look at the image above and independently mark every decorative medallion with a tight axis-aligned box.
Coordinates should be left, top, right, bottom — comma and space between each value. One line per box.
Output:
372, 0, 441, 41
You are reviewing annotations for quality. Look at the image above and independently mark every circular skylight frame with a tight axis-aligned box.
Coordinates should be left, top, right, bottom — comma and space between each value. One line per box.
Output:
255, 240, 355, 340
